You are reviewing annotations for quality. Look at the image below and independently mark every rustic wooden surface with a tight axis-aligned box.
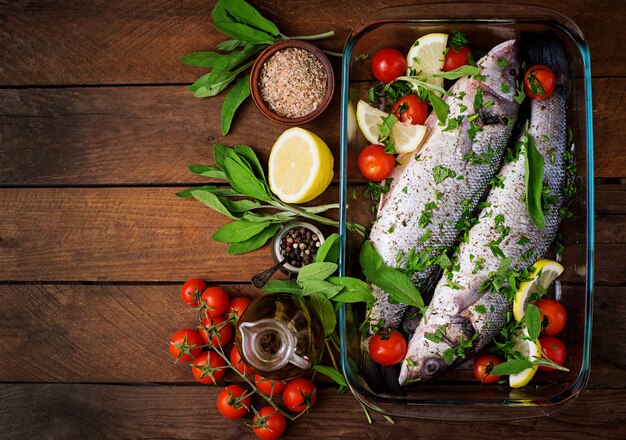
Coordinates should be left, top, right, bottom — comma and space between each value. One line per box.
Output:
0, 0, 624, 438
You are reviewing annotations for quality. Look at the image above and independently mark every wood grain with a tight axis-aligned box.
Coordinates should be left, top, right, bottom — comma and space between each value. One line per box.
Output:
0, 383, 623, 439
0, 0, 623, 86
0, 78, 623, 186
0, 283, 620, 385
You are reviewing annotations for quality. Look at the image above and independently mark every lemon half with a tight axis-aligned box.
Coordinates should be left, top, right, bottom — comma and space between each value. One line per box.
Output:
513, 259, 564, 322
355, 100, 427, 154
268, 128, 334, 204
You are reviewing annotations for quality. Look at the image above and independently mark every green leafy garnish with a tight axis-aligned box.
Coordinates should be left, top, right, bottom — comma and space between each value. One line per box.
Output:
523, 130, 546, 228
432, 165, 457, 184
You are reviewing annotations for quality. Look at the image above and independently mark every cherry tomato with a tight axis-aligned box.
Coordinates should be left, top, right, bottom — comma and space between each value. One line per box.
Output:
200, 286, 230, 318
180, 278, 206, 307
199, 315, 233, 348
254, 374, 286, 396
253, 406, 287, 440
228, 296, 252, 321
191, 351, 226, 384
216, 385, 250, 419
535, 299, 567, 335
282, 378, 317, 413
443, 46, 472, 72
472, 354, 503, 383
391, 94, 429, 125
230, 345, 255, 375
357, 145, 395, 182
371, 48, 406, 83
539, 335, 567, 372
168, 328, 203, 362
523, 64, 556, 100
369, 329, 407, 366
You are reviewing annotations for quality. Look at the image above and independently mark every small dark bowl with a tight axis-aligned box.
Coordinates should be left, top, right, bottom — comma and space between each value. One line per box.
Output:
250, 40, 335, 125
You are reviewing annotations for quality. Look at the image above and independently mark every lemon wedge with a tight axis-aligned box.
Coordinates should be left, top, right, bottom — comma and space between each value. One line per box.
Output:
355, 100, 427, 154
509, 329, 542, 388
513, 259, 564, 322
268, 127, 334, 204
406, 33, 448, 91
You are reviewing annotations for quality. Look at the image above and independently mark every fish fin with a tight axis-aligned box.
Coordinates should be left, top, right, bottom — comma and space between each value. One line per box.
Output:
454, 282, 483, 312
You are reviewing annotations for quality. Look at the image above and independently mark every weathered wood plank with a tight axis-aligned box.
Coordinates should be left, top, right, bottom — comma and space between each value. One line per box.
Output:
0, 284, 619, 386
0, 0, 623, 86
0, 78, 622, 185
0, 383, 623, 439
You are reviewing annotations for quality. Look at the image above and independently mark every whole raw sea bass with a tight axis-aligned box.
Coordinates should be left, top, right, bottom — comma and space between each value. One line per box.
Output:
399, 36, 569, 385
369, 40, 522, 331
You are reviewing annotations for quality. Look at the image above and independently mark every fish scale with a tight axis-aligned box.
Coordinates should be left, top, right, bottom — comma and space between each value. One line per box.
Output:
368, 40, 522, 332
399, 35, 569, 385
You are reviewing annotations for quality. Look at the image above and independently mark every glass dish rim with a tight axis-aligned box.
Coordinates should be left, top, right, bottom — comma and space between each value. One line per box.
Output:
337, 2, 595, 419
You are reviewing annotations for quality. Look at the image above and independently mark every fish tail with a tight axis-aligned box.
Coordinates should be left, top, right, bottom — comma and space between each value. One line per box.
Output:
523, 31, 570, 94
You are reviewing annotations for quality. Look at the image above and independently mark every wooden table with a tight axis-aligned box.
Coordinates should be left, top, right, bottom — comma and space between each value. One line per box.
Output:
1, 0, 624, 438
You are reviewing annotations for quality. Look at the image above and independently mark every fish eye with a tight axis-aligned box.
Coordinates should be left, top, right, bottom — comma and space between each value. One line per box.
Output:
508, 67, 519, 78
424, 359, 440, 376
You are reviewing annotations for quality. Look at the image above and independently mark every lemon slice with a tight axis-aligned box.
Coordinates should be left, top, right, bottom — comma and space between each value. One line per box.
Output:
268, 127, 334, 204
509, 329, 542, 388
513, 259, 564, 322
406, 33, 448, 91
355, 100, 427, 154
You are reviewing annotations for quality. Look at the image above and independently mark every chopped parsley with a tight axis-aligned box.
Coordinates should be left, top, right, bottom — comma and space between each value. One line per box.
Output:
517, 236, 530, 246
475, 304, 487, 314
364, 178, 393, 202
500, 82, 511, 93
418, 201, 438, 228
449, 29, 469, 51
490, 174, 506, 189
432, 165, 458, 184
497, 58, 509, 68
419, 229, 431, 243
513, 80, 526, 104
443, 333, 477, 363
424, 324, 447, 343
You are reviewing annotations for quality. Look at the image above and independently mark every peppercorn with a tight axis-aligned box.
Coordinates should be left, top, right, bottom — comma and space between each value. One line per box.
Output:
280, 225, 321, 268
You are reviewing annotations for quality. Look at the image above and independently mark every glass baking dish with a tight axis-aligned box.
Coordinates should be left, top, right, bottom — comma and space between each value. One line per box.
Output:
338, 3, 594, 420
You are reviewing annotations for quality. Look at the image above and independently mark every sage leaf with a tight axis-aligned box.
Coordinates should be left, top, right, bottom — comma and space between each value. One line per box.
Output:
214, 21, 276, 45
222, 76, 251, 135
180, 51, 224, 68
297, 262, 338, 284
263, 279, 303, 295
434, 65, 480, 80
217, 39, 245, 51
235, 144, 266, 182
189, 164, 227, 180
524, 130, 545, 228
212, 219, 270, 243
219, 0, 281, 37
326, 276, 374, 304
490, 359, 533, 376
429, 91, 449, 124
306, 292, 336, 336
312, 365, 347, 387
227, 223, 280, 254
314, 233, 339, 264
176, 185, 240, 198
190, 189, 237, 219
301, 279, 343, 298
525, 303, 541, 340
192, 69, 236, 98
359, 241, 425, 311
220, 197, 261, 213
223, 156, 270, 201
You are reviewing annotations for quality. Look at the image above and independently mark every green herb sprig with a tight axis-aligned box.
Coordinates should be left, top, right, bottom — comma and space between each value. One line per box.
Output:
178, 144, 366, 255
181, 0, 336, 135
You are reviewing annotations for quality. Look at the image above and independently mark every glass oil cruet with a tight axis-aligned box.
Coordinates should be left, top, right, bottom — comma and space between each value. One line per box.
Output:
235, 292, 324, 380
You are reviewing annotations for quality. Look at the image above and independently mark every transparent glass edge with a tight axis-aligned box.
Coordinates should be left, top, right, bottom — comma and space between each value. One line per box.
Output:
338, 7, 594, 417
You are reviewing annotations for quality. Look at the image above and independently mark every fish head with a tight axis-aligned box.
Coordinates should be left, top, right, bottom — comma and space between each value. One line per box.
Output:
477, 39, 521, 102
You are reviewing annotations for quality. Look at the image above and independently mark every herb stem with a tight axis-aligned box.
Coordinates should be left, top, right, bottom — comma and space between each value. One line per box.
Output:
359, 401, 373, 424
284, 31, 335, 41
321, 49, 343, 58
325, 339, 340, 372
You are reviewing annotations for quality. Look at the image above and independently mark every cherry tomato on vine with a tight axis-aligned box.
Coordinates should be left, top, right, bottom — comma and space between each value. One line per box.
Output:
391, 94, 429, 125
443, 46, 472, 72
539, 335, 567, 372
168, 328, 203, 362
473, 354, 503, 383
358, 144, 395, 182
371, 48, 406, 83
523, 64, 556, 100
228, 296, 252, 320
254, 374, 286, 396
216, 385, 251, 419
253, 406, 286, 440
230, 345, 254, 375
282, 378, 317, 413
180, 278, 206, 307
199, 315, 233, 347
191, 351, 225, 385
200, 286, 230, 318
369, 329, 407, 366
535, 299, 567, 335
